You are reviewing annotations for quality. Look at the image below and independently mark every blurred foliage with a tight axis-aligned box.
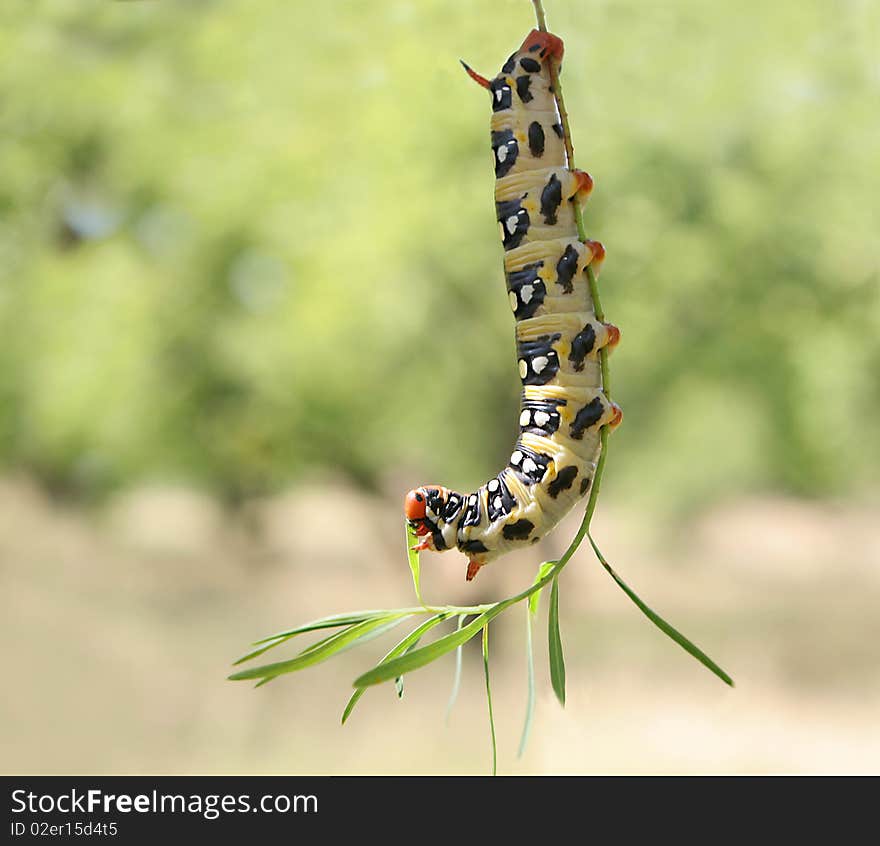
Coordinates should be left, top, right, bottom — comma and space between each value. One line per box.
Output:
0, 0, 877, 507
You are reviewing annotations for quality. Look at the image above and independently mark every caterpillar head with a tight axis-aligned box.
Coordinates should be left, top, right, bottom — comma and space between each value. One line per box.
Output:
404, 487, 429, 528
404, 485, 453, 551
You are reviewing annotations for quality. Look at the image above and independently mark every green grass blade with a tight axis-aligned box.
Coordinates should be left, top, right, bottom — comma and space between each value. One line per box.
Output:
395, 636, 424, 699
230, 615, 409, 682
529, 560, 556, 616
341, 689, 365, 724
482, 624, 497, 777
236, 625, 352, 666
249, 610, 396, 646
237, 608, 422, 664
517, 602, 536, 758
445, 614, 467, 724
342, 613, 449, 724
548, 576, 566, 707
596, 551, 734, 687
353, 601, 511, 688
405, 521, 424, 605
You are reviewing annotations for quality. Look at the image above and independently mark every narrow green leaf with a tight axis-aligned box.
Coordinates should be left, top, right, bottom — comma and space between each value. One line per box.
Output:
548, 576, 566, 707
395, 637, 424, 699
236, 608, 419, 665
230, 615, 408, 681
482, 624, 497, 777
250, 610, 395, 646
342, 614, 449, 724
353, 601, 512, 688
237, 625, 351, 666
405, 521, 424, 605
529, 560, 556, 616
517, 603, 536, 758
598, 555, 735, 687
445, 614, 467, 724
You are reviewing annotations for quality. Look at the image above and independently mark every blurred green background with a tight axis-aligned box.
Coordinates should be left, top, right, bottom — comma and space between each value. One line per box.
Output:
2, 0, 878, 774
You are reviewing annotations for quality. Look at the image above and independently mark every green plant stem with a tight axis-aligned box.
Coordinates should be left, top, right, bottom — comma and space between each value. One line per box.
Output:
482, 624, 497, 776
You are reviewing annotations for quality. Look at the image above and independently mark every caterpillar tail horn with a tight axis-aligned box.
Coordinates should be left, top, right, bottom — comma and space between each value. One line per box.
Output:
466, 559, 484, 582
459, 59, 490, 89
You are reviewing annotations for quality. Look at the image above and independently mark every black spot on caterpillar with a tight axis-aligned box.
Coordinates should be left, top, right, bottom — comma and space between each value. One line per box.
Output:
486, 473, 517, 522
507, 262, 546, 320
503, 519, 535, 541
528, 121, 545, 157
570, 397, 605, 440
404, 27, 621, 582
496, 197, 530, 250
555, 243, 579, 293
568, 323, 597, 371
460, 493, 483, 528
442, 492, 464, 522
426, 488, 445, 517
519, 397, 563, 436
492, 129, 519, 178
540, 173, 563, 225
516, 74, 533, 103
422, 515, 448, 551
508, 443, 551, 485
517, 333, 561, 386
547, 465, 579, 499
490, 78, 512, 112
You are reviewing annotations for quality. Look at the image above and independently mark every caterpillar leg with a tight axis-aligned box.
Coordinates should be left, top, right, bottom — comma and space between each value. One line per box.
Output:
411, 535, 433, 553
609, 401, 624, 428
572, 169, 593, 200
604, 322, 621, 351
585, 239, 606, 276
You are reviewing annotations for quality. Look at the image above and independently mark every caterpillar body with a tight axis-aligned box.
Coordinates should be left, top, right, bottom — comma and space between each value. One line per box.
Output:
405, 29, 622, 582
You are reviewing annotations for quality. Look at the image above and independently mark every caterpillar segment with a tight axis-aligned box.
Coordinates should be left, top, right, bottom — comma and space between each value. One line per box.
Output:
406, 29, 622, 581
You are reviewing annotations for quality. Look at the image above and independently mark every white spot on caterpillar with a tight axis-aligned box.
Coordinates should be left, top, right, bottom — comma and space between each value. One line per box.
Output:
495, 88, 503, 102
497, 144, 508, 163
518, 359, 528, 379
488, 479, 500, 492
468, 495, 477, 505
534, 411, 550, 427
519, 410, 530, 427
532, 355, 549, 374
506, 215, 519, 234
508, 291, 518, 312
520, 283, 534, 304
510, 450, 523, 466
522, 457, 538, 475
493, 496, 503, 510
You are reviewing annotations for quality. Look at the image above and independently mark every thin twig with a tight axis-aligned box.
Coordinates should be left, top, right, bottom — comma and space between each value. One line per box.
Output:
531, 0, 547, 31
532, 0, 613, 555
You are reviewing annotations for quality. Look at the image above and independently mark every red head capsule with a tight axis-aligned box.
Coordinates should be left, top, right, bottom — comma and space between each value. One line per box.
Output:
404, 488, 427, 521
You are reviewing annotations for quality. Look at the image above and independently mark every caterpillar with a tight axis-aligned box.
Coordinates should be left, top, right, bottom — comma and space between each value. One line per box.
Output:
405, 28, 622, 582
